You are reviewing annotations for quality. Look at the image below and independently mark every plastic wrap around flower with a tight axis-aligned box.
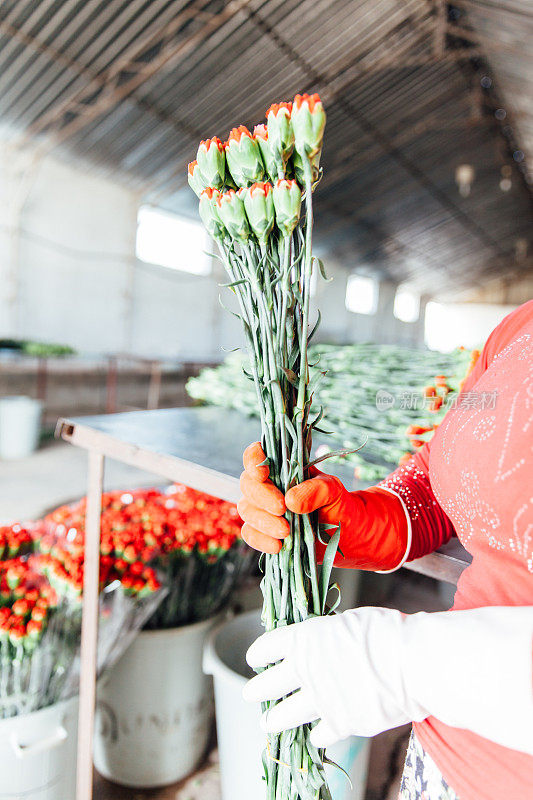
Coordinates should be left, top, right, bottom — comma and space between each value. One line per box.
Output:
0, 546, 163, 719
0, 483, 248, 718
0, 524, 33, 559
41, 485, 248, 631
225, 126, 264, 188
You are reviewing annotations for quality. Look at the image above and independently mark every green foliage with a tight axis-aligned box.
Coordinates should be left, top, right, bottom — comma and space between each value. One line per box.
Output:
187, 343, 472, 480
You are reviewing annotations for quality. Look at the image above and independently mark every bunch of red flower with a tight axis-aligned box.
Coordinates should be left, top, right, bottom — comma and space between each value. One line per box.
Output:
40, 485, 242, 567
0, 558, 58, 651
0, 524, 34, 559
35, 485, 244, 629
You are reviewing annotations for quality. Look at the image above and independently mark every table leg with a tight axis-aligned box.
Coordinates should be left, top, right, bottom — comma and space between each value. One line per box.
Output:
76, 451, 104, 800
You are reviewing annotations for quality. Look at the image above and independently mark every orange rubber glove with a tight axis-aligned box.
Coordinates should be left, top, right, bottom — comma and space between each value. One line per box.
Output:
238, 442, 411, 572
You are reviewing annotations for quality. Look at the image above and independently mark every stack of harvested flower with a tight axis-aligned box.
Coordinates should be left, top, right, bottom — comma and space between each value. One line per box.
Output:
0, 519, 163, 719
187, 344, 474, 481
40, 485, 247, 629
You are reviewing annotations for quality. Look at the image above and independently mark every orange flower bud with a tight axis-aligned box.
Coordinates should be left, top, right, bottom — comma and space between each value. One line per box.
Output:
187, 160, 205, 197
266, 101, 293, 117
293, 93, 322, 113
253, 124, 268, 141
291, 93, 326, 161
266, 102, 294, 174
196, 137, 226, 189
225, 126, 264, 187
429, 396, 444, 412
272, 178, 301, 236
253, 124, 277, 182
215, 189, 250, 240
406, 424, 432, 436
243, 181, 275, 241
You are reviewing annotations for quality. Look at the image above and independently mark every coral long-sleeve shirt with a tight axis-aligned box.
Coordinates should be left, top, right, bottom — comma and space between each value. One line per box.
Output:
380, 300, 533, 800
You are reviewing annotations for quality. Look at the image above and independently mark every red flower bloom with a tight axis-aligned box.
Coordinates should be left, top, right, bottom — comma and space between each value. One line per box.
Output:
293, 92, 322, 112
266, 101, 292, 117
226, 125, 252, 145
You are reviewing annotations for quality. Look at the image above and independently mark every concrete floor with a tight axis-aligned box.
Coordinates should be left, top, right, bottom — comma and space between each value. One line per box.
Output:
94, 750, 222, 800
94, 728, 411, 800
0, 438, 169, 523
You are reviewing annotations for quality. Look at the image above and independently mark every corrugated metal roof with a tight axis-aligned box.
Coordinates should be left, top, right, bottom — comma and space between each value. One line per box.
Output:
0, 0, 531, 298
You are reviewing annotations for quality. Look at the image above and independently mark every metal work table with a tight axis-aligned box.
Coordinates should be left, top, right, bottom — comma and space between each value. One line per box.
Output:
56, 406, 471, 800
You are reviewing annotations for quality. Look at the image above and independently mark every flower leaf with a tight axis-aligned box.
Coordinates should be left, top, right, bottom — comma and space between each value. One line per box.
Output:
319, 524, 340, 615
281, 367, 300, 388
307, 444, 365, 468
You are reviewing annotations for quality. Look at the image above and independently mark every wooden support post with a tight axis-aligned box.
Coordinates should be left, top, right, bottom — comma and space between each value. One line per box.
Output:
76, 451, 104, 800
147, 360, 162, 410
36, 356, 48, 403
106, 356, 118, 413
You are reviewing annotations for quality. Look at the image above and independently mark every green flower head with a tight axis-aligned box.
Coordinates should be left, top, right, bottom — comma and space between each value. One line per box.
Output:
216, 189, 250, 241
253, 125, 278, 183
199, 188, 226, 240
196, 137, 226, 190
243, 182, 275, 242
266, 102, 294, 173
187, 160, 207, 197
225, 126, 265, 188
291, 93, 326, 159
272, 178, 302, 237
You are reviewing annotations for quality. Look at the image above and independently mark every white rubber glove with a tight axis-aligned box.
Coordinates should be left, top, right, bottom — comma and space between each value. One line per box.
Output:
243, 606, 533, 754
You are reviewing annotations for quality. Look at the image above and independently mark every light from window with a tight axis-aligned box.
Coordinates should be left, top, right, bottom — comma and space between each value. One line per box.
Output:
394, 288, 420, 323
136, 206, 211, 275
345, 274, 378, 315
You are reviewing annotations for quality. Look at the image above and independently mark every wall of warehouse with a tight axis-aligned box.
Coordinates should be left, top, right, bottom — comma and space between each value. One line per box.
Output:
0, 144, 425, 359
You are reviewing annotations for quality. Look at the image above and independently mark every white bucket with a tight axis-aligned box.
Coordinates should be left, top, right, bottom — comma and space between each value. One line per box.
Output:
0, 696, 78, 800
203, 611, 370, 800
0, 396, 42, 459
93, 616, 220, 788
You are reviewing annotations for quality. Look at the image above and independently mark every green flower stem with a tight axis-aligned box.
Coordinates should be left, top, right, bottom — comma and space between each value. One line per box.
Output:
223, 247, 268, 437
244, 243, 290, 491
297, 157, 320, 616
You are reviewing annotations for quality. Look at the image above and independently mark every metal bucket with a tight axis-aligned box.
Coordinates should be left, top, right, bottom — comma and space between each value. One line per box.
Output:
0, 696, 78, 800
0, 396, 42, 459
93, 616, 220, 788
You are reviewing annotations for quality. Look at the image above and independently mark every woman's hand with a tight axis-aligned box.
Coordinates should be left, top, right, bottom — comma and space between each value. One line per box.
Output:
238, 441, 348, 555
238, 441, 411, 571
242, 605, 533, 754
243, 607, 422, 746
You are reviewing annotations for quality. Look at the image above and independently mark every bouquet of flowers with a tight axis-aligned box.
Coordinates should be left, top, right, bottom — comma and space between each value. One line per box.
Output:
189, 94, 341, 799
41, 485, 248, 629
1, 482, 247, 718
0, 522, 163, 719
